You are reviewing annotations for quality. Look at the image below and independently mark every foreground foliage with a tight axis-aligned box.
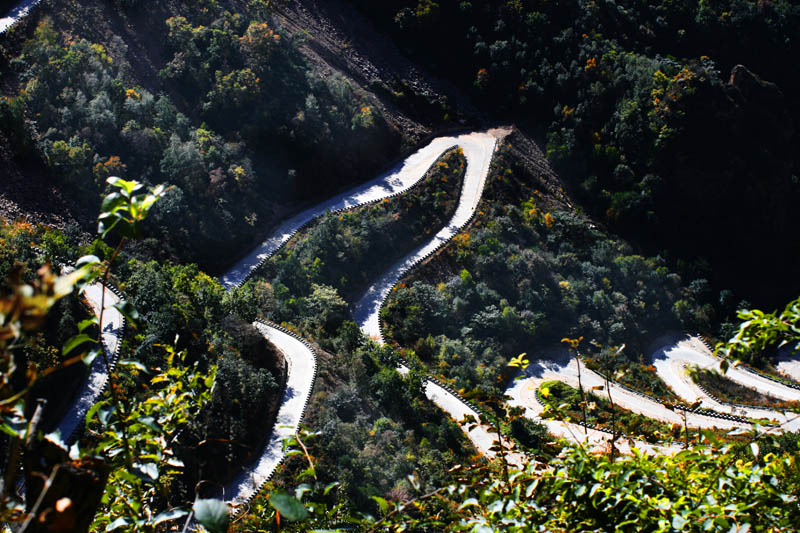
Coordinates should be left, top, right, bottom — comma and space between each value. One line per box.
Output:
370, 436, 800, 532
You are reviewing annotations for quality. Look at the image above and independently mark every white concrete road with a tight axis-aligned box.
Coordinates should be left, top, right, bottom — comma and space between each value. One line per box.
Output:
221, 131, 502, 289
351, 130, 535, 466
0, 0, 42, 33
354, 131, 500, 340
511, 351, 746, 432
56, 283, 123, 443
224, 323, 316, 509
651, 336, 800, 432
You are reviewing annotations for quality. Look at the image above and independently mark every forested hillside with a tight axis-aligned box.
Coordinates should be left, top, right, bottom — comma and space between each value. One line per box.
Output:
0, 0, 799, 532
0, 0, 404, 272
350, 0, 800, 306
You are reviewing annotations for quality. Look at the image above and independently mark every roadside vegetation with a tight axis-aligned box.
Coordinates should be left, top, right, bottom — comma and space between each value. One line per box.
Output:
381, 143, 712, 398
0, 0, 799, 531
691, 366, 800, 410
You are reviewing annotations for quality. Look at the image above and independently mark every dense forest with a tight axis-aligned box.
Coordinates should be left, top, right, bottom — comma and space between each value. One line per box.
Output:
350, 0, 800, 307
0, 0, 799, 531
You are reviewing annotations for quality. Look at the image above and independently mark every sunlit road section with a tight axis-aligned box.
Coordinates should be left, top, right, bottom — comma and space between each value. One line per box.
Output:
56, 283, 123, 443
0, 0, 42, 33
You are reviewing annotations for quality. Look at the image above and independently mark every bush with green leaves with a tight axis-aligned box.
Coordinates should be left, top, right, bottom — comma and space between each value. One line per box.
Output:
717, 296, 800, 369
380, 144, 701, 395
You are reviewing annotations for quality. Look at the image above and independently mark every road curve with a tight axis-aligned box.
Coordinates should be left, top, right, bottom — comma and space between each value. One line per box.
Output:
223, 322, 316, 508
218, 130, 525, 504
353, 131, 500, 339
55, 282, 124, 443
505, 375, 682, 456
222, 132, 500, 289
351, 130, 533, 466
651, 336, 800, 432
0, 0, 42, 34
509, 352, 746, 432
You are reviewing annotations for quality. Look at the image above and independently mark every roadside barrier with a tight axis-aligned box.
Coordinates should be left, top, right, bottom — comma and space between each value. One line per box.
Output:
229, 319, 318, 516
0, 0, 44, 35
31, 246, 127, 444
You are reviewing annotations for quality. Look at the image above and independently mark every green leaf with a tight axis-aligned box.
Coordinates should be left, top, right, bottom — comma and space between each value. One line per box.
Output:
193, 499, 230, 533
458, 498, 480, 510
97, 215, 120, 238
83, 349, 101, 367
371, 496, 389, 514
133, 462, 159, 481
672, 514, 687, 530
113, 300, 140, 326
269, 492, 309, 522
86, 401, 105, 425
107, 176, 142, 196
297, 466, 316, 480
77, 317, 98, 333
0, 414, 27, 438
62, 333, 97, 355
295, 484, 312, 501
100, 192, 126, 214
98, 404, 116, 426
750, 442, 759, 459
152, 509, 189, 526
136, 416, 160, 433
323, 481, 339, 496
119, 359, 148, 373
165, 457, 185, 468
105, 518, 130, 531
76, 255, 101, 268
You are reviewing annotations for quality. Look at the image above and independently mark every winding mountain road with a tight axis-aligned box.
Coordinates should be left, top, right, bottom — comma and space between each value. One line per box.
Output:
505, 375, 683, 456
651, 336, 800, 432
220, 130, 528, 508
223, 322, 316, 508
221, 127, 800, 497
350, 130, 530, 466
0, 0, 41, 33
52, 127, 800, 515
508, 352, 746, 432
221, 131, 502, 290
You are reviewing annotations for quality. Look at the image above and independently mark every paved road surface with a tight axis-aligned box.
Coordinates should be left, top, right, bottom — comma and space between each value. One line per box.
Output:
56, 283, 123, 443
0, 0, 41, 33
224, 323, 316, 508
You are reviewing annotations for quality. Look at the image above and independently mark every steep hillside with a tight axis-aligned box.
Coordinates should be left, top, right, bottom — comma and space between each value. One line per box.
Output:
348, 0, 800, 307
0, 1, 561, 273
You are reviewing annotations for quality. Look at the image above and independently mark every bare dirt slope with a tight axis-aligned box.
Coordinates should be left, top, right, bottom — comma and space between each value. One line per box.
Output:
270, 0, 565, 202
